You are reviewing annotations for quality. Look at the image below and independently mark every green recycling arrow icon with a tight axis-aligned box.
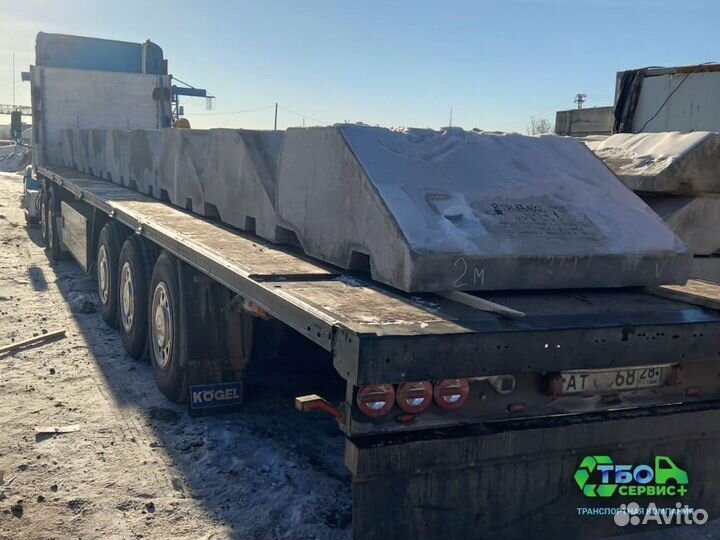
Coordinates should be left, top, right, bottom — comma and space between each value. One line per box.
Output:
574, 455, 618, 497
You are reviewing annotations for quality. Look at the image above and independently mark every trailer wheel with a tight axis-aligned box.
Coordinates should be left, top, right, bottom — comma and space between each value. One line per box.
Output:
97, 222, 125, 326
46, 186, 62, 261
25, 211, 39, 225
149, 252, 187, 402
40, 190, 49, 244
118, 236, 151, 359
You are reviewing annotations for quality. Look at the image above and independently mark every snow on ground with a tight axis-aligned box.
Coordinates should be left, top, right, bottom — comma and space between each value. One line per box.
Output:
0, 144, 31, 173
0, 172, 350, 540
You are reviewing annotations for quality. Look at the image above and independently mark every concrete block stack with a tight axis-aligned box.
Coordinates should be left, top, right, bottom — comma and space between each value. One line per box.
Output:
59, 125, 690, 292
589, 132, 720, 282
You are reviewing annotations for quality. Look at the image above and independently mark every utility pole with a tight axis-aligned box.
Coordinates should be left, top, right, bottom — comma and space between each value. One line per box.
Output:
449, 107, 453, 127
12, 53, 15, 108
274, 102, 278, 131
574, 93, 587, 110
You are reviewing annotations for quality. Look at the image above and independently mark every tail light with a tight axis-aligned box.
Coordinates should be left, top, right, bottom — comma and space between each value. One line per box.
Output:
433, 379, 470, 410
356, 384, 395, 418
396, 381, 433, 414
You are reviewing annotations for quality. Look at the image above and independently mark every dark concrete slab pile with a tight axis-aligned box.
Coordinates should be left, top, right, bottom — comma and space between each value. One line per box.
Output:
59, 125, 690, 292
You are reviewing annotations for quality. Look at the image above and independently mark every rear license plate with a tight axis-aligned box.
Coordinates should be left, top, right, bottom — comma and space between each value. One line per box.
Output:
560, 365, 668, 395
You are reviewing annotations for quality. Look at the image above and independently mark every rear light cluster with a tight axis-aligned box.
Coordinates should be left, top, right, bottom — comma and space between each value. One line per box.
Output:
356, 379, 469, 419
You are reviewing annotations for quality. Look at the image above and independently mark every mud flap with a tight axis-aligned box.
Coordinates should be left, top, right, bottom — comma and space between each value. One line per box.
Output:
186, 359, 244, 417
346, 405, 720, 540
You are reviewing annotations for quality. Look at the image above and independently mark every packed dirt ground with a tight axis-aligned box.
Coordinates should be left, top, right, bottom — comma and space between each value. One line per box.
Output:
0, 171, 715, 540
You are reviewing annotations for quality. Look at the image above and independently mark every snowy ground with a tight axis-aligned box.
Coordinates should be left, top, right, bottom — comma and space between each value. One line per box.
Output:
0, 144, 30, 173
0, 171, 716, 540
0, 172, 350, 540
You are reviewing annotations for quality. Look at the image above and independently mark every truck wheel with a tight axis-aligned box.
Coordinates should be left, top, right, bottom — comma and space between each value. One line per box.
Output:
149, 252, 187, 402
118, 236, 150, 359
46, 187, 62, 261
97, 221, 125, 326
25, 210, 39, 225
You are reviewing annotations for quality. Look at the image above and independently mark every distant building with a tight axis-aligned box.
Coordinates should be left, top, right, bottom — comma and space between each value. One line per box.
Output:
614, 64, 720, 133
554, 106, 614, 137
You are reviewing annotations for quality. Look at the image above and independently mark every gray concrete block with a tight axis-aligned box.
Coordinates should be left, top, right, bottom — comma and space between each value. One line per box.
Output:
61, 127, 287, 234
128, 129, 161, 196
105, 129, 130, 186
204, 129, 286, 239
588, 132, 720, 195
276, 125, 690, 291
61, 129, 90, 174
88, 129, 106, 179
158, 129, 209, 213
690, 257, 720, 283
643, 195, 720, 256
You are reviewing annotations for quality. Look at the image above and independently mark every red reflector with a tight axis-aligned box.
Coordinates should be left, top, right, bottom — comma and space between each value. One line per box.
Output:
433, 379, 469, 410
507, 402, 527, 413
396, 381, 433, 414
544, 372, 563, 398
670, 365, 684, 386
356, 384, 395, 418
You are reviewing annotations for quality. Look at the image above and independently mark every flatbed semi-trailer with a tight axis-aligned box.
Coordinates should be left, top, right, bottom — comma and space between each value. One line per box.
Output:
26, 32, 720, 539
36, 162, 720, 538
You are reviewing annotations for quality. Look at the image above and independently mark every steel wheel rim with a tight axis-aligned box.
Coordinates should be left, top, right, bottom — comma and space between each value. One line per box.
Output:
152, 281, 173, 370
119, 261, 135, 332
97, 244, 110, 304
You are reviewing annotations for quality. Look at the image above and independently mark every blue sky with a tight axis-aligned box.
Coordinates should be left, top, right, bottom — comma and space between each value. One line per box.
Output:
0, 0, 717, 132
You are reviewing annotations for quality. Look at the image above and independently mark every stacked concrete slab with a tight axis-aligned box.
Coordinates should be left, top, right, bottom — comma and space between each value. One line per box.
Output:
589, 131, 720, 282
59, 125, 690, 292
588, 132, 720, 194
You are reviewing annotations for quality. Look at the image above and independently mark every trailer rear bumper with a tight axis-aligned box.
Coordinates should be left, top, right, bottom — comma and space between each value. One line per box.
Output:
347, 404, 720, 540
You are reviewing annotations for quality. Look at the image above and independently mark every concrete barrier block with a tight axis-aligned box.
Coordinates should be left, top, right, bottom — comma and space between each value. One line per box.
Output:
589, 132, 720, 195
644, 195, 720, 256
129, 129, 161, 196
204, 129, 285, 239
277, 125, 689, 291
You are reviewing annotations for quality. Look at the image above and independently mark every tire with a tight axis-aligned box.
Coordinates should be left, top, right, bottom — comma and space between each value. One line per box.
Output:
97, 221, 126, 326
148, 252, 188, 402
25, 212, 39, 226
118, 236, 151, 359
40, 191, 49, 244
46, 187, 62, 261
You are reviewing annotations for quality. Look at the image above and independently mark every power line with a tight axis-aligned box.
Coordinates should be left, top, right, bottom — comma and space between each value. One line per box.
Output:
184, 105, 275, 116
277, 105, 327, 126
182, 102, 328, 126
